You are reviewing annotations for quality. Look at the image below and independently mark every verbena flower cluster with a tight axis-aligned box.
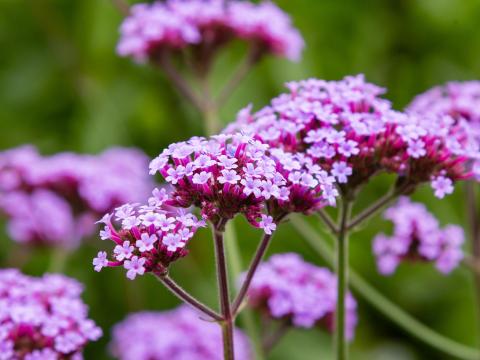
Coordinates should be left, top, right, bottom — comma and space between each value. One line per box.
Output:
226, 74, 477, 198
407, 80, 480, 180
373, 197, 464, 275
110, 305, 252, 360
149, 134, 337, 226
244, 253, 357, 340
93, 187, 205, 279
0, 269, 102, 359
117, 0, 304, 62
0, 146, 151, 248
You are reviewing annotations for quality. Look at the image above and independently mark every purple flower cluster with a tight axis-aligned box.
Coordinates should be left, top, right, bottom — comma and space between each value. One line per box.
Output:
373, 197, 464, 275
0, 269, 102, 359
93, 187, 205, 279
226, 75, 477, 198
407, 80, 480, 180
0, 146, 152, 248
110, 305, 251, 360
117, 0, 303, 62
244, 253, 357, 340
149, 134, 337, 228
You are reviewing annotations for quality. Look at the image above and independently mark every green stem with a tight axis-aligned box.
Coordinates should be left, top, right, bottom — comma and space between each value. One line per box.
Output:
335, 198, 352, 360
225, 222, 265, 360
48, 247, 70, 273
291, 215, 480, 360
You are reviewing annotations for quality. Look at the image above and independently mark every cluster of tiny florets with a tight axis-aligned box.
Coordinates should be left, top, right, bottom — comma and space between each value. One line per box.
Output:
0, 146, 151, 248
0, 269, 102, 359
244, 253, 357, 340
373, 197, 464, 275
226, 74, 477, 198
149, 134, 336, 228
110, 305, 252, 360
117, 0, 303, 62
93, 188, 205, 279
407, 80, 480, 181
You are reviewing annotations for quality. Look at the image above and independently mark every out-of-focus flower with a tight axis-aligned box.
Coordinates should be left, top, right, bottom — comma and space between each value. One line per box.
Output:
225, 75, 477, 198
117, 0, 304, 63
373, 197, 464, 275
407, 80, 480, 180
149, 134, 337, 226
0, 269, 102, 359
110, 305, 252, 360
0, 146, 152, 248
243, 253, 357, 340
94, 188, 205, 279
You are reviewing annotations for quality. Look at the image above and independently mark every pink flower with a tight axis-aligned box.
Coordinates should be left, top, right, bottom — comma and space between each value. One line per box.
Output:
258, 215, 276, 235
124, 256, 146, 280
93, 251, 109, 272
114, 241, 135, 261
431, 176, 454, 199
136, 233, 158, 252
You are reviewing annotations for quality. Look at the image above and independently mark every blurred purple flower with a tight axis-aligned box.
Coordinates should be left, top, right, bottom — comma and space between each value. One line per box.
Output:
110, 305, 252, 360
0, 269, 101, 358
373, 197, 464, 275
243, 253, 358, 340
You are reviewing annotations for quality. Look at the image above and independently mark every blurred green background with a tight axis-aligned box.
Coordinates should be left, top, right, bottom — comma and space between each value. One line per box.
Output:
1, 0, 480, 359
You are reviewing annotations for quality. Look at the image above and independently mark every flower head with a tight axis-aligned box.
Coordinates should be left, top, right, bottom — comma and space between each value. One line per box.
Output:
117, 0, 303, 63
243, 253, 357, 340
0, 269, 102, 358
94, 188, 205, 279
226, 75, 476, 198
373, 197, 464, 275
110, 305, 251, 360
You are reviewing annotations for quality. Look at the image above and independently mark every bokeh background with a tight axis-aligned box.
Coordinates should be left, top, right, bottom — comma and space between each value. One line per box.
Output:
1, 0, 480, 359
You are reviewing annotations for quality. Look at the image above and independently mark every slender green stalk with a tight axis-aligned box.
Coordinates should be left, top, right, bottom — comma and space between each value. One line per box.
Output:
291, 215, 480, 360
225, 222, 265, 360
48, 247, 70, 273
335, 199, 352, 360
212, 223, 235, 360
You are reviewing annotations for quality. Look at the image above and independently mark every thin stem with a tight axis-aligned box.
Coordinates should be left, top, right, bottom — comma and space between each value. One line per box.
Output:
110, 0, 130, 16
347, 190, 398, 231
317, 208, 339, 234
48, 247, 70, 273
216, 46, 261, 106
156, 52, 204, 112
232, 233, 273, 315
199, 73, 221, 135
465, 180, 480, 344
335, 198, 352, 360
212, 223, 235, 360
154, 272, 222, 321
291, 215, 480, 360
262, 320, 290, 355
225, 222, 266, 360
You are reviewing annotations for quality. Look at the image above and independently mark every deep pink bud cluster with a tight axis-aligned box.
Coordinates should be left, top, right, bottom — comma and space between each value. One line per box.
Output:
0, 146, 152, 248
149, 134, 336, 228
373, 197, 464, 275
225, 75, 477, 198
110, 305, 252, 360
117, 0, 303, 62
407, 81, 480, 180
0, 269, 102, 359
244, 253, 357, 340
93, 188, 205, 279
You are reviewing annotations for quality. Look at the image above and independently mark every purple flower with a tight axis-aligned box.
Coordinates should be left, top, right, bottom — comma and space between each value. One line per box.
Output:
0, 269, 101, 358
431, 176, 454, 199
258, 214, 276, 235
93, 188, 204, 279
192, 171, 212, 185
331, 161, 352, 184
243, 253, 357, 340
373, 197, 464, 275
110, 306, 252, 360
124, 256, 147, 280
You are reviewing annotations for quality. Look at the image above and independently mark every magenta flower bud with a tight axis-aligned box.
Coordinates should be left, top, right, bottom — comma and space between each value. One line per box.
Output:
0, 269, 102, 358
